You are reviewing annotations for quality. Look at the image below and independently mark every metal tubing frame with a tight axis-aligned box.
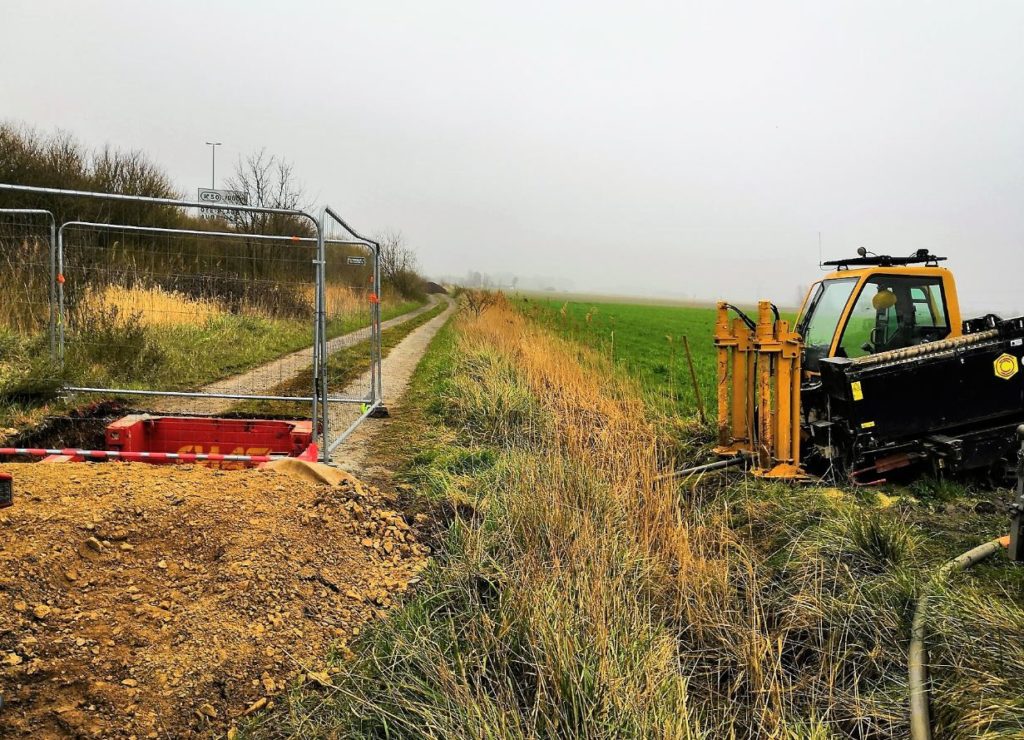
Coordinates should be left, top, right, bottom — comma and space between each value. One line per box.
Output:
326, 400, 382, 455
0, 182, 313, 217
320, 205, 383, 462
45, 220, 369, 248
32, 185, 327, 452
0, 208, 57, 359
60, 387, 318, 403
0, 183, 389, 461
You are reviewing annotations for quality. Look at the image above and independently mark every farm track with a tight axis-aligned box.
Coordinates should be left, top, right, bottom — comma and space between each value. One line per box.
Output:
330, 296, 455, 472
152, 296, 442, 416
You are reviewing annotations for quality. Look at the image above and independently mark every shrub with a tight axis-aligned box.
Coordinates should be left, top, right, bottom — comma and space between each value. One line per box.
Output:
65, 302, 165, 383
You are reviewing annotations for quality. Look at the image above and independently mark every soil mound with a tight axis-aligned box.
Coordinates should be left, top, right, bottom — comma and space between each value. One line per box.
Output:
0, 461, 429, 737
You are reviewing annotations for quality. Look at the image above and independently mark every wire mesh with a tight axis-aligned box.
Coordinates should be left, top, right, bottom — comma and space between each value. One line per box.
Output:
0, 210, 59, 406
57, 221, 323, 417
320, 208, 381, 457
0, 184, 387, 462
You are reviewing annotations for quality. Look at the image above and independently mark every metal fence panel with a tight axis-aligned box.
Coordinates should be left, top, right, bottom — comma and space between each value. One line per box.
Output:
56, 220, 323, 415
0, 184, 389, 462
320, 206, 382, 459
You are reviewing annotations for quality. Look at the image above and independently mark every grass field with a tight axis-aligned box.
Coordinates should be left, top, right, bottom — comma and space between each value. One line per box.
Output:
519, 296, 802, 422
518, 297, 720, 418
247, 295, 1024, 739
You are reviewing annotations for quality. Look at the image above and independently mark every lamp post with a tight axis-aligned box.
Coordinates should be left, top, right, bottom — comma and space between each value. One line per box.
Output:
205, 141, 222, 189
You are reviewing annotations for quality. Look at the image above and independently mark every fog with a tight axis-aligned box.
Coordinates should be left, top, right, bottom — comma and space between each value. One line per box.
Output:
2, 1, 1021, 314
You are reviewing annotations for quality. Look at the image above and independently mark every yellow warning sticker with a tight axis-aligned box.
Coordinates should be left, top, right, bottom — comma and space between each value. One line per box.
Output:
851, 381, 864, 401
861, 421, 876, 429
994, 353, 1019, 380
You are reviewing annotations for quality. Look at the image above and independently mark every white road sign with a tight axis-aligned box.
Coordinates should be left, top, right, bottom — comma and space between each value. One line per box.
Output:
197, 188, 245, 219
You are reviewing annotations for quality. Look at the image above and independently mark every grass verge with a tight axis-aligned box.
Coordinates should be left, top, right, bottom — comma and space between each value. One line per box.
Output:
227, 299, 448, 418
244, 296, 1024, 739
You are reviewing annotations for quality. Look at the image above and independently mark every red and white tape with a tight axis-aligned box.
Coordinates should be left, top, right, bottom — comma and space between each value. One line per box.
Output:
0, 447, 283, 463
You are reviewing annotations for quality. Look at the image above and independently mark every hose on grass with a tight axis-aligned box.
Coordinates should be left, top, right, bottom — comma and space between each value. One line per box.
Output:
908, 534, 1010, 740
657, 454, 748, 482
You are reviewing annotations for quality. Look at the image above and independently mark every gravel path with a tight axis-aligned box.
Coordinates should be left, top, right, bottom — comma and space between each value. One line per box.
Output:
330, 296, 455, 473
153, 296, 441, 416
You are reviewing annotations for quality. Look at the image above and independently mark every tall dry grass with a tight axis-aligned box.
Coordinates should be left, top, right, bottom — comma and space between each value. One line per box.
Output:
259, 298, 816, 738
76, 284, 225, 328
453, 300, 794, 736
303, 282, 363, 319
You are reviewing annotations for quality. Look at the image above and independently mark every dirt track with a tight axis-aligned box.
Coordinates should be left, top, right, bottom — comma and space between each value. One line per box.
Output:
0, 462, 429, 738
329, 296, 455, 473
153, 296, 442, 416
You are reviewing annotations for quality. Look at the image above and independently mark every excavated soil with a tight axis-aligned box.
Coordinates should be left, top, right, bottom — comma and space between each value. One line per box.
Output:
0, 461, 430, 738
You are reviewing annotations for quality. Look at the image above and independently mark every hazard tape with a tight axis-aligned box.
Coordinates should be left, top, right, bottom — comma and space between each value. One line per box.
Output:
0, 448, 285, 463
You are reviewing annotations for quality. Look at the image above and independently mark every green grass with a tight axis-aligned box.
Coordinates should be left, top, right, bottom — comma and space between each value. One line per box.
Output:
517, 297, 719, 418
518, 296, 801, 421
228, 299, 448, 417
241, 299, 1024, 739
0, 297, 426, 434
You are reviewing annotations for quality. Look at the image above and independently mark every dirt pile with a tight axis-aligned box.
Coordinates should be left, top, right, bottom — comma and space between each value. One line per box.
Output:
0, 461, 430, 738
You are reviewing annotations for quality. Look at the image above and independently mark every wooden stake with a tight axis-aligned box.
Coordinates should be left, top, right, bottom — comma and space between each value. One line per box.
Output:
682, 335, 707, 424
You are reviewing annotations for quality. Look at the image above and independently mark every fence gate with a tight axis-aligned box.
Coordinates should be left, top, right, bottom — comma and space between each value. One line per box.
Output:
0, 184, 390, 464
319, 206, 382, 458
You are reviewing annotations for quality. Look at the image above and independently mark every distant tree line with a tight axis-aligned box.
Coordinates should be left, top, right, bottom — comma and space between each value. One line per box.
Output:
0, 122, 426, 309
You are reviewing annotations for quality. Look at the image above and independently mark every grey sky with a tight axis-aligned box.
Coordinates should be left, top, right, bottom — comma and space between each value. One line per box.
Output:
2, 1, 1022, 313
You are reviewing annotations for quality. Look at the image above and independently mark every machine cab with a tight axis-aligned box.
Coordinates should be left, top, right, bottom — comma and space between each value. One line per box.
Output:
795, 250, 962, 373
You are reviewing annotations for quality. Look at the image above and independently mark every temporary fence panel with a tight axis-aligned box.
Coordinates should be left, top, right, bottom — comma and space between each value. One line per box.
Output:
319, 206, 382, 458
0, 209, 57, 361
56, 221, 323, 416
0, 184, 390, 462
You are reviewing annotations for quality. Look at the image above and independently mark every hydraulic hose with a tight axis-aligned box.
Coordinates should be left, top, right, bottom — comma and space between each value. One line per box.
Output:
908, 534, 1010, 740
657, 454, 749, 482
722, 303, 757, 331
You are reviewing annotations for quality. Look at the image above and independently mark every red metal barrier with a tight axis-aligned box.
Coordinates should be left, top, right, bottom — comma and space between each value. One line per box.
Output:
1, 415, 317, 469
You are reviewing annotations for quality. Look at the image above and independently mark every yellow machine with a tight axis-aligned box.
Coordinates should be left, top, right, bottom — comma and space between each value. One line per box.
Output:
711, 248, 999, 480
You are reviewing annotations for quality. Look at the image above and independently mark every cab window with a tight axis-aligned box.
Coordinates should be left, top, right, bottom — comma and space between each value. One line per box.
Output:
801, 278, 857, 350
798, 277, 857, 371
838, 275, 949, 358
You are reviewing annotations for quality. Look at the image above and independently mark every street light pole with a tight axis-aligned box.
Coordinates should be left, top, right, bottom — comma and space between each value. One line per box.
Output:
205, 141, 222, 189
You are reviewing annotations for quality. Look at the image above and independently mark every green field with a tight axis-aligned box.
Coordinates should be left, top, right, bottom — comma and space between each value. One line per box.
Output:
518, 297, 720, 418
518, 297, 806, 426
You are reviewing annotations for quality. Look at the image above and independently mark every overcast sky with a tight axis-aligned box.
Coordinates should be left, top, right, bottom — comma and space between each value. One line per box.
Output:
2, 1, 1022, 312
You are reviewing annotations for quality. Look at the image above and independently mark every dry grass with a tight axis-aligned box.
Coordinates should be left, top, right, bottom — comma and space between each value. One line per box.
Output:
453, 300, 791, 735
77, 283, 226, 328
303, 282, 364, 319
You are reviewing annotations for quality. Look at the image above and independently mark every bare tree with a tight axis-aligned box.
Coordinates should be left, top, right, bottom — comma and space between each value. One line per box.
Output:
224, 149, 312, 237
376, 229, 423, 297
462, 289, 498, 318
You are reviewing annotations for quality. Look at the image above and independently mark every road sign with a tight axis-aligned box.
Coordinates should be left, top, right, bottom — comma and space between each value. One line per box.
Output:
346, 256, 367, 266
197, 188, 245, 219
